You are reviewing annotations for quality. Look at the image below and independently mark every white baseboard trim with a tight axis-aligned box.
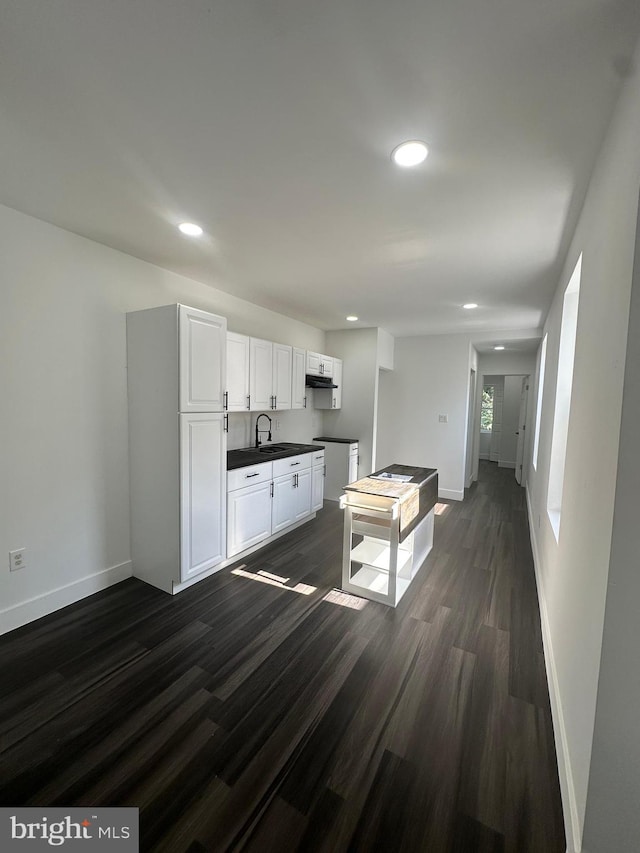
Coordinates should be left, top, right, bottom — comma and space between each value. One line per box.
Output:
0, 561, 133, 636
498, 460, 516, 469
525, 487, 581, 853
439, 488, 464, 501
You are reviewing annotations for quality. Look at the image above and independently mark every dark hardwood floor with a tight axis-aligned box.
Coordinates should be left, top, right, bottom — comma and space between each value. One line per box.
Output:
0, 461, 565, 852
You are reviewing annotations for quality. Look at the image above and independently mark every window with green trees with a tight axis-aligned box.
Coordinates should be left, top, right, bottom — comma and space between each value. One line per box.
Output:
481, 385, 494, 431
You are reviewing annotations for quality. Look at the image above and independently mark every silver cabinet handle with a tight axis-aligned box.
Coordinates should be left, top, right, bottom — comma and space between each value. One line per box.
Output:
303, 395, 307, 408
294, 473, 298, 487
333, 397, 336, 408
223, 390, 229, 411
245, 472, 260, 478
323, 464, 326, 476
223, 414, 229, 433
270, 482, 274, 497
290, 461, 300, 466
247, 395, 251, 409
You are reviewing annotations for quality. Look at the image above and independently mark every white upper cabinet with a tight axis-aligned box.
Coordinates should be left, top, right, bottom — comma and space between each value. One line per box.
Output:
320, 354, 333, 377
272, 343, 292, 410
179, 305, 226, 412
246, 337, 292, 411
306, 350, 334, 378
292, 347, 307, 410
226, 332, 251, 411
306, 350, 322, 376
314, 357, 342, 410
249, 337, 273, 411
332, 358, 342, 409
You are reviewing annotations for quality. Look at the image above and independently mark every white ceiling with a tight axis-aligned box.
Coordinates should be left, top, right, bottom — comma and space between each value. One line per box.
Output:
2, 1, 639, 339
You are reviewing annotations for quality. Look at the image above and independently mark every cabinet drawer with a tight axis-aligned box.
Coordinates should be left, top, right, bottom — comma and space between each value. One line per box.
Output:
349, 444, 359, 456
273, 453, 312, 477
311, 450, 325, 465
227, 461, 273, 491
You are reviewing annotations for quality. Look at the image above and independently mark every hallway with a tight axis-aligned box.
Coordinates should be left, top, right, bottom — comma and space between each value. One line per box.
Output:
0, 461, 564, 852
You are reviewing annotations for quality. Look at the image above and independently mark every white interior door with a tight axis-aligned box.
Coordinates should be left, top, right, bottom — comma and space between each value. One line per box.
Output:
515, 376, 530, 485
465, 368, 476, 486
490, 380, 504, 462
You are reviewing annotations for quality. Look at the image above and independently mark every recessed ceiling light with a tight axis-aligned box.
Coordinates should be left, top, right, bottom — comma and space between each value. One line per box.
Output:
463, 303, 478, 309
346, 315, 358, 322
391, 140, 429, 167
178, 222, 203, 237
494, 345, 505, 350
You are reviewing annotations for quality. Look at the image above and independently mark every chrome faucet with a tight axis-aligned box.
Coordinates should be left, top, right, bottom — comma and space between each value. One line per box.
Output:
255, 413, 272, 448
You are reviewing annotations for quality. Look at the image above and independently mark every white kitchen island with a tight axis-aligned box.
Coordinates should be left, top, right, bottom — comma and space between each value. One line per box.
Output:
340, 464, 438, 607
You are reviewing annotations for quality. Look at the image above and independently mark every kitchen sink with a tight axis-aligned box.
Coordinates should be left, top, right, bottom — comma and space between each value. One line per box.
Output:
258, 444, 290, 453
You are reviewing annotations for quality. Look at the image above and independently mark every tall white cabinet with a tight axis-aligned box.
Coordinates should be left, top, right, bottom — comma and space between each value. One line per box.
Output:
127, 304, 227, 594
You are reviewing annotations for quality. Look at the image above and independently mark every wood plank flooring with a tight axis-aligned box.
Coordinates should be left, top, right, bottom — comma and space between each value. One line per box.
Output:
0, 461, 565, 852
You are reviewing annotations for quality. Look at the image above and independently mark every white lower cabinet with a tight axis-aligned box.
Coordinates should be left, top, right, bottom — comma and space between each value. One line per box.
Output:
227, 479, 273, 558
180, 413, 227, 581
271, 469, 311, 531
311, 449, 325, 512
227, 452, 320, 559
271, 454, 312, 533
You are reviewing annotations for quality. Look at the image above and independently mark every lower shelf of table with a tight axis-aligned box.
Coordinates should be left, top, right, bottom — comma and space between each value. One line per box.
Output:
349, 538, 413, 577
346, 565, 413, 602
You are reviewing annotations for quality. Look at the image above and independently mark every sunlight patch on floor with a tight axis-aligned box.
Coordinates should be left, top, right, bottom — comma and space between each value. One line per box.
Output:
231, 567, 316, 595
322, 588, 368, 610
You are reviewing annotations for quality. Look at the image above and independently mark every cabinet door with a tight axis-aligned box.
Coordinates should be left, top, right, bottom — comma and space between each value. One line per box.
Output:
306, 351, 322, 376
332, 358, 342, 409
272, 473, 296, 533
291, 347, 307, 410
249, 338, 273, 411
294, 468, 312, 521
180, 413, 226, 581
226, 332, 250, 411
227, 481, 272, 558
311, 463, 325, 512
320, 355, 333, 377
272, 343, 292, 410
348, 447, 359, 483
179, 305, 226, 412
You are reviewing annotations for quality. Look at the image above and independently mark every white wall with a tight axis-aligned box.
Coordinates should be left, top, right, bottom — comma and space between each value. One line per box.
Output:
525, 37, 640, 851
581, 192, 640, 853
0, 203, 324, 633
322, 328, 380, 477
377, 328, 395, 371
376, 332, 540, 500
376, 334, 471, 500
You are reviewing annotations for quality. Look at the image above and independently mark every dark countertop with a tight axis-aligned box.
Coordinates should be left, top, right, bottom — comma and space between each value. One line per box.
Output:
369, 463, 437, 488
313, 436, 359, 444
345, 464, 437, 496
228, 442, 324, 471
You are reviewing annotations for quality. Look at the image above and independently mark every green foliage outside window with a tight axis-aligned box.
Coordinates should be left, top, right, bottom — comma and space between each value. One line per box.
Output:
481, 386, 494, 431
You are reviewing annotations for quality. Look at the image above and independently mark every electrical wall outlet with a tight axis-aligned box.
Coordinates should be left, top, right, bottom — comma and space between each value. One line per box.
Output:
9, 548, 25, 572
275, 419, 281, 430
438, 414, 448, 423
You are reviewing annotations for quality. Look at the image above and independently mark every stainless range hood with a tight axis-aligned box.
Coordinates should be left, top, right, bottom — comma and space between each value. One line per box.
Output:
305, 374, 338, 389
